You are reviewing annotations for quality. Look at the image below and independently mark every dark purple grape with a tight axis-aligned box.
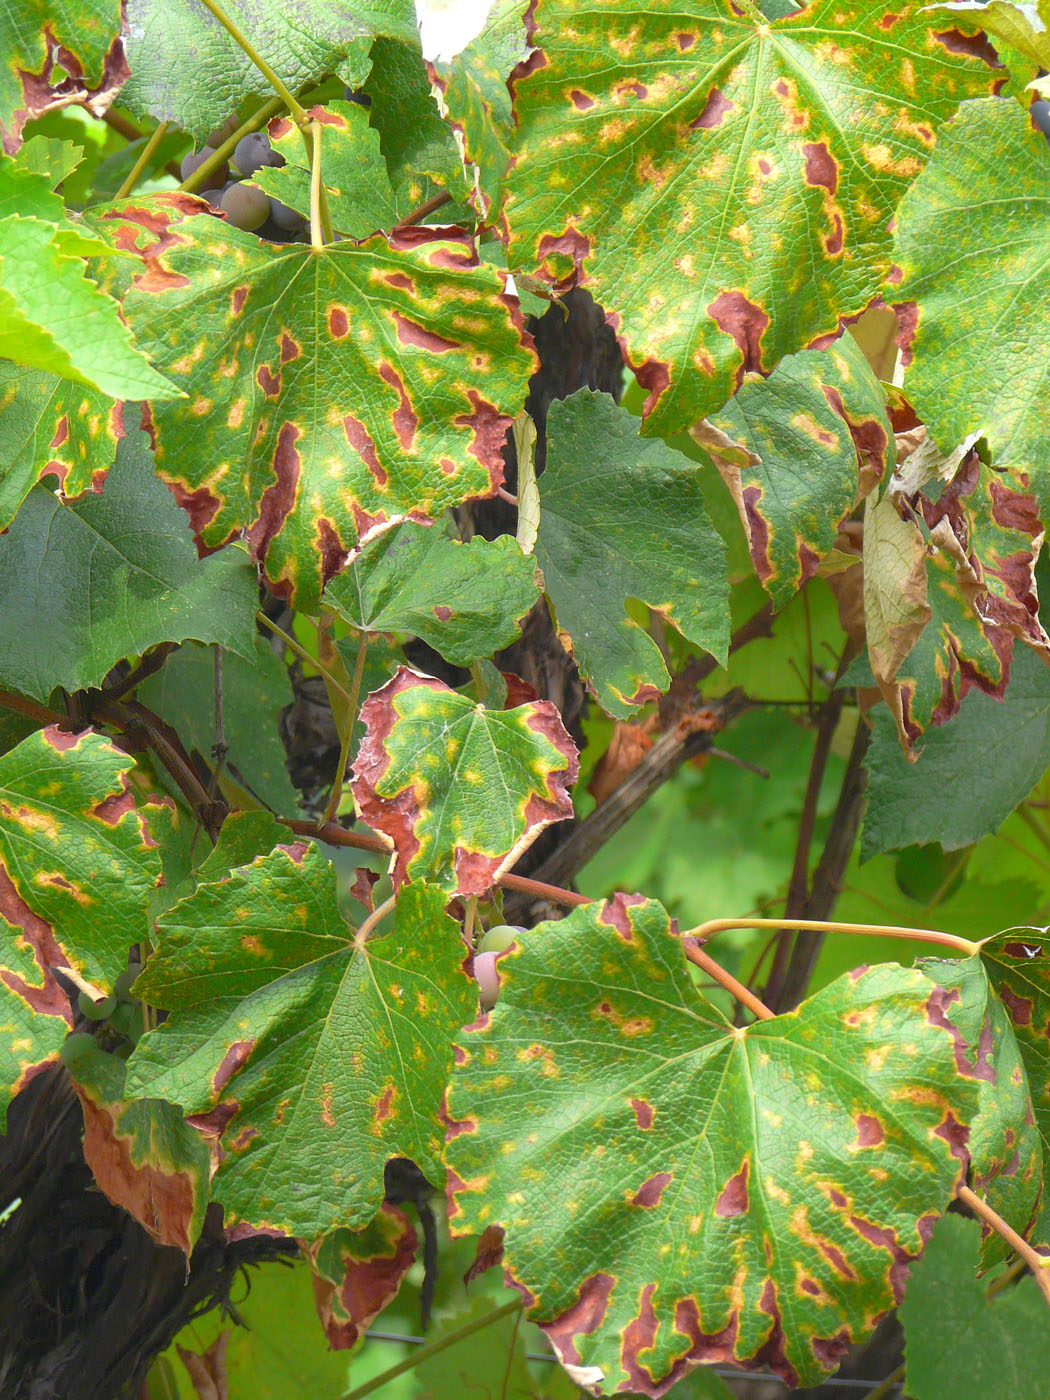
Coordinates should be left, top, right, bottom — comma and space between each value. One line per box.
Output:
1032, 99, 1050, 141
221, 182, 270, 231
233, 131, 285, 176
207, 113, 240, 147
180, 146, 227, 184
197, 187, 224, 207
269, 197, 304, 231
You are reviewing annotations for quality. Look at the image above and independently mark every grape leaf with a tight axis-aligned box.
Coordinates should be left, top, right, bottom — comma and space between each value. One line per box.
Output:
0, 724, 160, 1104
0, 0, 124, 153
255, 102, 398, 239
918, 955, 1040, 1265
981, 932, 1050, 1191
502, 0, 997, 435
323, 524, 540, 667
351, 668, 578, 896
899, 1214, 1050, 1400
126, 858, 476, 1236
139, 639, 299, 817
306, 1203, 418, 1349
537, 390, 729, 718
694, 337, 892, 608
930, 1, 1050, 73
109, 198, 535, 610
62, 1034, 212, 1257
447, 896, 977, 1393
428, 0, 530, 222
363, 36, 472, 214
121, 0, 417, 143
0, 213, 179, 399
895, 97, 1050, 509
863, 646, 1050, 857
0, 359, 121, 530
13, 133, 85, 186
0, 429, 258, 704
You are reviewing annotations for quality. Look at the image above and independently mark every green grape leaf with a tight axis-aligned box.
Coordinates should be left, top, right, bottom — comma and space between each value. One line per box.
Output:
863, 646, 1050, 857
918, 956, 1040, 1266
126, 857, 476, 1237
121, 0, 417, 143
139, 638, 299, 817
0, 726, 160, 1001
62, 1034, 212, 1257
428, 0, 530, 221
694, 338, 892, 608
352, 668, 577, 896
503, 1, 997, 435
0, 213, 179, 399
0, 359, 121, 530
306, 1203, 418, 1348
447, 896, 978, 1393
0, 0, 124, 153
981, 932, 1050, 1191
930, 2, 1050, 73
13, 133, 85, 186
109, 198, 535, 610
899, 1214, 1050, 1400
324, 524, 540, 667
896, 97, 1050, 507
255, 102, 398, 239
363, 36, 472, 214
0, 430, 258, 704
537, 390, 729, 718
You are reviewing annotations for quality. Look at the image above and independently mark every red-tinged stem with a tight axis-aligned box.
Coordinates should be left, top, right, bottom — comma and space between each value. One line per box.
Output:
683, 942, 775, 1021
355, 892, 396, 946
688, 916, 979, 958
0, 688, 63, 726
394, 191, 452, 230
957, 1184, 1050, 1310
281, 817, 591, 909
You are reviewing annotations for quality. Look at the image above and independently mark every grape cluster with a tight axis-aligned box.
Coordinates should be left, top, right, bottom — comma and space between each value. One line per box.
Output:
182, 120, 306, 242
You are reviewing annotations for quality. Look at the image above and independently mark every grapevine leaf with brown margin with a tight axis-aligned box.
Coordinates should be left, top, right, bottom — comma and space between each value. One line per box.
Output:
538, 390, 729, 718
254, 103, 398, 239
447, 896, 977, 1394
981, 931, 1050, 1204
502, 0, 998, 435
0, 361, 121, 531
0, 727, 161, 1125
693, 336, 893, 609
61, 1033, 212, 1258
895, 96, 1050, 513
351, 668, 578, 896
108, 197, 536, 610
918, 955, 1040, 1266
126, 856, 477, 1237
0, 0, 125, 154
324, 523, 540, 668
305, 1204, 418, 1349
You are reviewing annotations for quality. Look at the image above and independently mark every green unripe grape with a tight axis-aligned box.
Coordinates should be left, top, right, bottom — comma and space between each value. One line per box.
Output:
221, 183, 270, 231
478, 924, 524, 954
78, 989, 117, 1021
114, 968, 138, 1000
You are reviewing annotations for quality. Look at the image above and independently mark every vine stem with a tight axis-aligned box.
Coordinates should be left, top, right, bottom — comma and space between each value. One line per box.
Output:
308, 119, 334, 248
256, 611, 353, 706
864, 1363, 904, 1400
115, 121, 169, 199
319, 633, 368, 828
393, 191, 452, 230
195, 0, 307, 122
179, 97, 284, 194
341, 1299, 521, 1400
687, 916, 979, 958
956, 1184, 1050, 1310
355, 892, 396, 947
683, 943, 775, 1021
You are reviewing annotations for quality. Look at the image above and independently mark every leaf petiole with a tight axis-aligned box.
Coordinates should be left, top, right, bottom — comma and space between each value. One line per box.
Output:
179, 97, 284, 194
195, 0, 307, 122
687, 915, 980, 958
115, 122, 170, 200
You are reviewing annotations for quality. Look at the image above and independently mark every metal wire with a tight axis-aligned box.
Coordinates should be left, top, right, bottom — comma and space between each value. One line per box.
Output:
361, 1331, 902, 1395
